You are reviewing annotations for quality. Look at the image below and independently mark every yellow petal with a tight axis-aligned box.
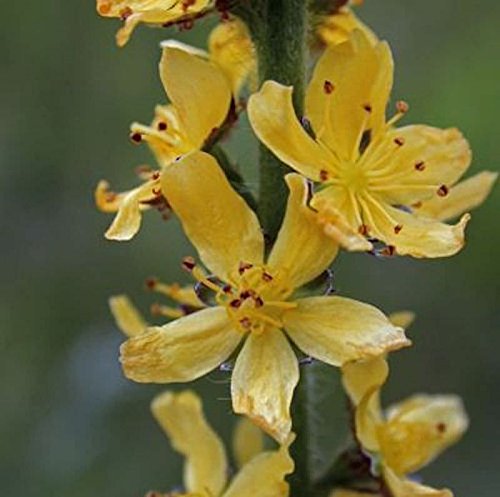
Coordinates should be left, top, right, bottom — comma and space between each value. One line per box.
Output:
330, 490, 379, 497
316, 7, 378, 47
232, 328, 299, 444
381, 395, 469, 475
268, 174, 339, 288
384, 467, 453, 497
364, 199, 470, 258
97, 1, 211, 47
248, 81, 333, 181
306, 31, 393, 159
389, 311, 416, 330
109, 295, 148, 337
369, 126, 472, 207
284, 296, 410, 367
161, 151, 264, 282
233, 417, 265, 469
354, 386, 381, 451
120, 306, 242, 382
311, 188, 373, 251
342, 357, 388, 407
101, 177, 161, 241
160, 45, 231, 150
209, 18, 256, 96
223, 440, 294, 497
416, 171, 498, 221
151, 390, 227, 496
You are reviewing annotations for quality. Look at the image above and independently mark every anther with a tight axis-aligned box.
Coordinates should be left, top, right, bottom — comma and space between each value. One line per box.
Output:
363, 103, 373, 113
323, 80, 335, 94
254, 296, 264, 307
130, 132, 142, 143
239, 317, 252, 329
119, 7, 133, 20
238, 262, 253, 275
381, 245, 396, 257
358, 224, 369, 236
437, 185, 449, 197
262, 271, 273, 282
230, 299, 242, 309
396, 100, 409, 113
394, 137, 405, 147
414, 161, 426, 171
157, 122, 168, 131
412, 201, 423, 209
145, 277, 158, 290
182, 256, 196, 272
222, 284, 232, 294
394, 224, 403, 234
151, 172, 160, 180
436, 422, 447, 433
240, 290, 252, 300
319, 170, 329, 181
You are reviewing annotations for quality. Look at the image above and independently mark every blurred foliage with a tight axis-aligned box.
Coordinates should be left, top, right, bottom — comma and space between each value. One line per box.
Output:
0, 1, 499, 496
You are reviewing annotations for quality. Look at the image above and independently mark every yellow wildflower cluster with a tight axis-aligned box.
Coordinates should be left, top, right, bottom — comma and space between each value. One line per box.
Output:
95, 1, 496, 496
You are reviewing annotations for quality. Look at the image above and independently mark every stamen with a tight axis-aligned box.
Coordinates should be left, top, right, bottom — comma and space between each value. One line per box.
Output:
238, 261, 253, 275
363, 103, 372, 113
381, 245, 396, 257
393, 137, 405, 147
319, 169, 329, 181
130, 132, 142, 143
323, 80, 335, 94
394, 224, 403, 234
262, 271, 273, 282
181, 256, 196, 272
150, 303, 183, 319
157, 122, 168, 131
396, 100, 409, 113
119, 7, 133, 20
192, 266, 221, 293
437, 185, 449, 197
414, 161, 426, 171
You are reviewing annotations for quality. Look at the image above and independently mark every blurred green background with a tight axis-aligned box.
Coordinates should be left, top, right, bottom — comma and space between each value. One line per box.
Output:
1, 1, 499, 496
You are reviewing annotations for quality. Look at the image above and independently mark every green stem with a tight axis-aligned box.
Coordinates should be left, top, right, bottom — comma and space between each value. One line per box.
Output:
240, 0, 308, 242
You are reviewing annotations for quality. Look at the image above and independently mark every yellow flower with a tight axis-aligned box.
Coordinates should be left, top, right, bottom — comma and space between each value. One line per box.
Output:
148, 389, 293, 497
247, 30, 494, 258
109, 280, 204, 337
96, 0, 212, 47
316, 1, 377, 47
96, 44, 231, 240
340, 357, 469, 497
120, 150, 410, 443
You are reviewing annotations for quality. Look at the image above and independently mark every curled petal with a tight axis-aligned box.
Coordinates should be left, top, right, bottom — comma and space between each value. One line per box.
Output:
151, 390, 227, 496
120, 306, 242, 383
388, 311, 416, 330
232, 328, 299, 444
268, 174, 339, 288
223, 437, 294, 497
160, 45, 231, 149
383, 467, 453, 497
364, 199, 470, 258
109, 295, 147, 337
233, 417, 265, 469
381, 395, 469, 475
161, 151, 264, 282
416, 171, 498, 221
284, 296, 410, 367
248, 81, 333, 181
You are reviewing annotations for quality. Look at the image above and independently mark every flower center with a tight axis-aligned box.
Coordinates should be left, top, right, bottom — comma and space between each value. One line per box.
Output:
184, 259, 296, 334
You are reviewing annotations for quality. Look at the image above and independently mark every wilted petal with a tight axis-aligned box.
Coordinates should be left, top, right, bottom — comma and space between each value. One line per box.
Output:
223, 438, 294, 497
284, 296, 410, 367
232, 328, 299, 444
151, 390, 227, 496
120, 306, 242, 383
381, 395, 469, 475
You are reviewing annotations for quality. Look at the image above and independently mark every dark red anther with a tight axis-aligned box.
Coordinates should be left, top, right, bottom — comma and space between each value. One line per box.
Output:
363, 103, 373, 113
240, 290, 251, 300
319, 169, 329, 181
436, 422, 447, 433
230, 299, 242, 309
157, 122, 167, 131
323, 80, 335, 94
238, 262, 253, 275
382, 245, 396, 257
254, 296, 264, 308
151, 172, 160, 180
414, 161, 426, 171
119, 7, 133, 20
394, 224, 403, 234
130, 132, 142, 143
358, 224, 369, 236
437, 185, 449, 197
145, 277, 158, 290
394, 137, 405, 147
182, 256, 196, 272
222, 284, 232, 294
262, 271, 273, 282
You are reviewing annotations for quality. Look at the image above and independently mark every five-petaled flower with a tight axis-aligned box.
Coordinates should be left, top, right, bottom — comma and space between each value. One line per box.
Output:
120, 150, 410, 443
148, 389, 293, 497
248, 30, 496, 258
96, 0, 212, 47
336, 357, 469, 497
